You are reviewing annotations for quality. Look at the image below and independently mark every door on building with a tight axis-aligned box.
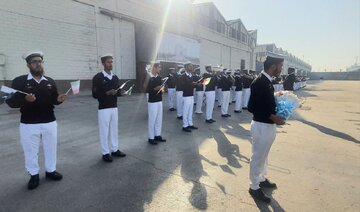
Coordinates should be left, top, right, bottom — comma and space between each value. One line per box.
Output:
97, 14, 136, 80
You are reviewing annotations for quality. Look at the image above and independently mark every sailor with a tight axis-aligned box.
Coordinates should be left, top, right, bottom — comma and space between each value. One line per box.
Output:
233, 69, 243, 113
220, 69, 234, 117
92, 54, 126, 163
166, 67, 176, 111
175, 65, 185, 119
202, 65, 217, 123
145, 62, 166, 145
247, 55, 286, 203
181, 62, 201, 132
6, 51, 66, 190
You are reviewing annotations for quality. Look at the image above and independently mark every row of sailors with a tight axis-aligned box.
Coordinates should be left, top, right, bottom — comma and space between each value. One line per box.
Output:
273, 68, 308, 91
144, 62, 258, 145
164, 66, 257, 117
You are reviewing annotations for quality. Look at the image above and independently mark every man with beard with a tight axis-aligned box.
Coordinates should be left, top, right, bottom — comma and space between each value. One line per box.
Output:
6, 51, 66, 190
247, 55, 286, 203
92, 54, 126, 163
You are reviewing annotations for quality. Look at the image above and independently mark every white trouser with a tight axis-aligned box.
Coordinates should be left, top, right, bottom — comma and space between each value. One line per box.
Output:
167, 88, 176, 109
98, 108, 119, 155
193, 88, 197, 100
182, 96, 194, 128
148, 101, 163, 139
249, 121, 276, 190
205, 91, 215, 120
176, 91, 183, 117
217, 88, 222, 106
221, 91, 230, 115
215, 86, 219, 100
231, 86, 236, 102
235, 91, 243, 111
20, 121, 57, 175
195, 91, 204, 113
242, 88, 251, 108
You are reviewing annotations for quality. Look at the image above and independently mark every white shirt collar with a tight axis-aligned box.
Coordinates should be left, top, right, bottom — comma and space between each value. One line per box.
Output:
102, 70, 113, 80
185, 71, 192, 77
261, 70, 273, 82
27, 73, 48, 84
149, 71, 158, 78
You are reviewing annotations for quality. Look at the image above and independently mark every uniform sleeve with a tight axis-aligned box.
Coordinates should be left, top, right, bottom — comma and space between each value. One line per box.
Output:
5, 77, 27, 108
92, 74, 105, 99
50, 79, 62, 105
146, 77, 161, 96
114, 76, 123, 97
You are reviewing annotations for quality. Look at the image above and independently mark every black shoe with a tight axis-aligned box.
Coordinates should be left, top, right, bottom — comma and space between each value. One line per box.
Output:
242, 107, 248, 110
102, 154, 113, 162
45, 171, 63, 181
177, 116, 183, 120
232, 101, 236, 103
189, 125, 198, 130
226, 114, 231, 117
182, 127, 191, 132
195, 112, 203, 114
218, 105, 221, 107
28, 174, 39, 190
205, 119, 213, 123
234, 110, 241, 113
154, 136, 166, 142
148, 139, 158, 145
210, 119, 216, 123
169, 108, 176, 111
249, 188, 271, 203
111, 150, 126, 157
221, 114, 228, 117
259, 179, 277, 189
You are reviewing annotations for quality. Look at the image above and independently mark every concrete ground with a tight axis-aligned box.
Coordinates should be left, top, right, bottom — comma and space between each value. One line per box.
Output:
0, 80, 359, 212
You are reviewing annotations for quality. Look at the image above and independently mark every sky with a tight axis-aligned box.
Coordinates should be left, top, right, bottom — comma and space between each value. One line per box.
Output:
193, 0, 360, 71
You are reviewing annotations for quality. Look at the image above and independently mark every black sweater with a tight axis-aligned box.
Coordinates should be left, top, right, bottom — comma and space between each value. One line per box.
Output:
175, 73, 184, 91
92, 72, 122, 110
192, 74, 203, 92
146, 74, 163, 103
248, 73, 276, 124
203, 72, 216, 91
166, 74, 176, 88
182, 73, 195, 97
283, 73, 295, 91
6, 75, 62, 124
242, 75, 253, 89
219, 75, 233, 91
234, 75, 243, 91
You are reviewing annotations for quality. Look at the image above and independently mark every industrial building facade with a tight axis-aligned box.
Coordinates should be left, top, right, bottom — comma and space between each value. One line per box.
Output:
0, 0, 260, 90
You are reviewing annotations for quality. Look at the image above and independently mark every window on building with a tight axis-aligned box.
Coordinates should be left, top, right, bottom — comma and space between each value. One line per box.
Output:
241, 60, 245, 70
